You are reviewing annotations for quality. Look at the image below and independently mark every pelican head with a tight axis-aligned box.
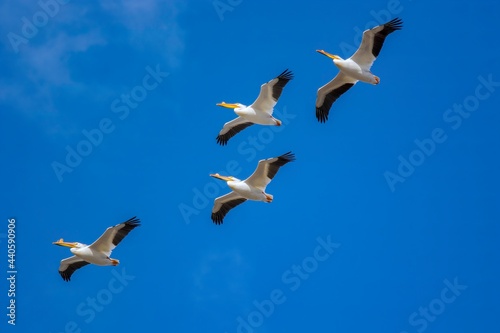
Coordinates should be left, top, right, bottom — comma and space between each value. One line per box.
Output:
210, 173, 238, 182
52, 239, 83, 249
316, 50, 342, 61
216, 102, 245, 110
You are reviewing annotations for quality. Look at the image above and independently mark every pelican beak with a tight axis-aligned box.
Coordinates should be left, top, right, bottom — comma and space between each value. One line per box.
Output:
53, 239, 77, 248
217, 102, 239, 109
316, 50, 340, 60
210, 173, 232, 182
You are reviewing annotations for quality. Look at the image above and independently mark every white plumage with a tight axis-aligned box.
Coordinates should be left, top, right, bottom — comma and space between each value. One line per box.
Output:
53, 217, 140, 281
210, 152, 295, 224
316, 18, 403, 122
216, 69, 294, 145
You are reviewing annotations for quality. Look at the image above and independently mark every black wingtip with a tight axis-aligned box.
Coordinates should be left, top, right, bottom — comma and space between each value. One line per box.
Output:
211, 213, 224, 225
216, 135, 228, 146
316, 107, 328, 123
123, 216, 141, 228
60, 271, 70, 282
386, 17, 403, 30
278, 151, 296, 163
277, 69, 294, 81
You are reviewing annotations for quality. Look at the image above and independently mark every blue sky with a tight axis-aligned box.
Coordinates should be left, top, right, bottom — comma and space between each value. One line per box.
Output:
1, 0, 500, 332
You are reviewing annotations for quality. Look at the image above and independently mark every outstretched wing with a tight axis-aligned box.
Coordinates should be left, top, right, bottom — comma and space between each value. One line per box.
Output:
251, 69, 294, 113
316, 72, 357, 123
211, 192, 247, 225
88, 217, 140, 256
216, 117, 254, 146
58, 256, 90, 282
245, 151, 296, 190
350, 17, 403, 69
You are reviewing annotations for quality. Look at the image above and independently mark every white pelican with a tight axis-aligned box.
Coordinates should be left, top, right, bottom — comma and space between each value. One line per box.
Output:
210, 151, 295, 224
53, 217, 140, 281
216, 69, 294, 145
315, 17, 403, 123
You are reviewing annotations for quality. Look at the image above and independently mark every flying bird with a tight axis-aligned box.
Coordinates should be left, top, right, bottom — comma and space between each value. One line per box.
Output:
216, 69, 294, 145
53, 217, 140, 281
315, 17, 403, 123
210, 152, 295, 224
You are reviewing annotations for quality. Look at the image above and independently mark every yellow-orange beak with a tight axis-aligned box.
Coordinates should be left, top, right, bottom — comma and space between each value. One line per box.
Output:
316, 50, 340, 60
217, 102, 239, 109
52, 238, 78, 248
210, 173, 233, 182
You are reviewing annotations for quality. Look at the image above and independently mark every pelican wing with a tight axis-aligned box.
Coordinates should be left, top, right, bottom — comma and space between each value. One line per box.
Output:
316, 72, 357, 123
89, 217, 140, 256
245, 151, 295, 190
212, 192, 247, 224
58, 256, 90, 282
251, 69, 294, 113
216, 117, 254, 145
350, 18, 403, 69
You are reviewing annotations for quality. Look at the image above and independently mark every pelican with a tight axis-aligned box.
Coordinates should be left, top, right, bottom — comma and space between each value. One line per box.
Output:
315, 17, 403, 123
216, 69, 294, 145
210, 151, 295, 224
53, 217, 140, 281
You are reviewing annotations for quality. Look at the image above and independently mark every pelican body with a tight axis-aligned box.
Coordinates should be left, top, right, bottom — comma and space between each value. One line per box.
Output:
216, 69, 294, 145
220, 176, 274, 202
228, 103, 281, 126
53, 217, 140, 281
57, 243, 119, 266
210, 152, 295, 224
326, 56, 379, 84
315, 18, 403, 123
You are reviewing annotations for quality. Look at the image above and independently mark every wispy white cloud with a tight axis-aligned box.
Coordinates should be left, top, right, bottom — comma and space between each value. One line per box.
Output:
0, 28, 107, 129
0, 2, 107, 122
22, 30, 106, 86
100, 0, 186, 68
101, 0, 163, 31
192, 249, 252, 303
1, 1, 186, 136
